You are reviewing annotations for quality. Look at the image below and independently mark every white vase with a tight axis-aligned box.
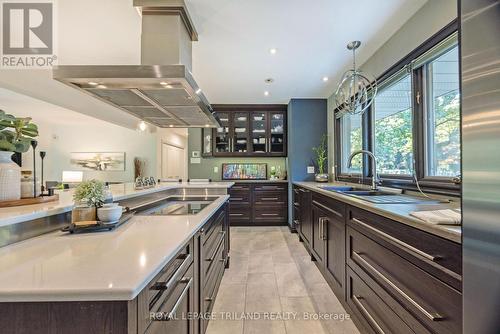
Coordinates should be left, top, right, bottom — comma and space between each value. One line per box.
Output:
0, 151, 21, 201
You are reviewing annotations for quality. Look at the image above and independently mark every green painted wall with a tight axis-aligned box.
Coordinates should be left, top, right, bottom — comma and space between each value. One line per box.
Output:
188, 128, 287, 181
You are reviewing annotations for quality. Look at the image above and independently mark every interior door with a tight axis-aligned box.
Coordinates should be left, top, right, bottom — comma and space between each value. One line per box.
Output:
162, 142, 186, 179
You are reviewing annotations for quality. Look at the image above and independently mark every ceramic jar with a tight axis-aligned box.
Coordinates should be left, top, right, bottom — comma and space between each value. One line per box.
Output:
0, 151, 21, 201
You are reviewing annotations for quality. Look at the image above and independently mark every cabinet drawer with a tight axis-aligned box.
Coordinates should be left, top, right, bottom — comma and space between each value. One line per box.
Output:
254, 191, 287, 204
254, 184, 287, 192
347, 267, 415, 334
203, 239, 225, 312
230, 184, 251, 192
229, 204, 252, 222
229, 191, 251, 204
254, 206, 287, 222
347, 226, 462, 334
203, 227, 225, 281
348, 207, 462, 290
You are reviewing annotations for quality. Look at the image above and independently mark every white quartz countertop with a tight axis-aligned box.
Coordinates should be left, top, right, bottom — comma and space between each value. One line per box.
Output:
0, 195, 229, 302
294, 181, 462, 244
0, 182, 234, 227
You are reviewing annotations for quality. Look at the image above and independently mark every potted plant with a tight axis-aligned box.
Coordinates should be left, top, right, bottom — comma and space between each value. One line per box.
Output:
313, 134, 328, 183
0, 110, 39, 201
72, 179, 105, 222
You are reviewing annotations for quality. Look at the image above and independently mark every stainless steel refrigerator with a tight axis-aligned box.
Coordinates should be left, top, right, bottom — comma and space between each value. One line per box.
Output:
461, 0, 500, 333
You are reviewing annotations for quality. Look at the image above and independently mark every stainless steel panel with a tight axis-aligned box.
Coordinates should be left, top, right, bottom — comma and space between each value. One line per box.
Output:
461, 1, 500, 333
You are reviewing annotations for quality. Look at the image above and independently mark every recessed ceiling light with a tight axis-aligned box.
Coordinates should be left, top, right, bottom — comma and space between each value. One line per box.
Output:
323, 76, 329, 82
97, 84, 107, 89
264, 91, 270, 96
265, 78, 274, 84
88, 81, 98, 86
269, 48, 277, 55
138, 121, 147, 131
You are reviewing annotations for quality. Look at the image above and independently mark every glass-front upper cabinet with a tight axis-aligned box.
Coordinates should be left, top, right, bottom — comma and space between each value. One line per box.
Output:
251, 112, 268, 154
269, 111, 286, 155
214, 112, 230, 153
232, 112, 249, 154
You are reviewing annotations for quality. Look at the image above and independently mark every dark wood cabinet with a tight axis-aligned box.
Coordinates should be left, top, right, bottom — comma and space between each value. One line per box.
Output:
293, 185, 463, 334
229, 182, 288, 226
209, 105, 287, 157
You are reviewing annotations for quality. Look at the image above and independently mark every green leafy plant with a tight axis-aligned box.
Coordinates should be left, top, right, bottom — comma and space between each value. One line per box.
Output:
0, 109, 39, 153
73, 180, 105, 207
313, 134, 328, 174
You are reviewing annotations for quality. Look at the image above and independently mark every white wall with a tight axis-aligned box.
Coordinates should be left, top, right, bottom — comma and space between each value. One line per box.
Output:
327, 0, 458, 176
0, 88, 157, 183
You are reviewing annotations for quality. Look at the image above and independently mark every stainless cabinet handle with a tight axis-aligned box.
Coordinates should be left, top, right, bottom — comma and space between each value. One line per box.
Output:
261, 197, 279, 201
151, 253, 192, 292
293, 202, 300, 206
262, 213, 279, 216
229, 213, 244, 216
322, 217, 328, 240
351, 218, 438, 262
161, 277, 193, 321
352, 251, 443, 321
352, 295, 386, 334
319, 217, 328, 240
205, 232, 225, 262
294, 219, 300, 225
230, 197, 244, 201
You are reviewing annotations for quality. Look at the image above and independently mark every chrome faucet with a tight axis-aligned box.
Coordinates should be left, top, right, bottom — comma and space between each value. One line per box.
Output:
347, 150, 380, 190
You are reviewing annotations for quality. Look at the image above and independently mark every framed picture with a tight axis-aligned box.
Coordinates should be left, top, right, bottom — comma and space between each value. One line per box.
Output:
222, 163, 267, 180
70, 152, 125, 171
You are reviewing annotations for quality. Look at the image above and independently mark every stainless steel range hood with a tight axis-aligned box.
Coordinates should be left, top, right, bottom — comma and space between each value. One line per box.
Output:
53, 0, 220, 128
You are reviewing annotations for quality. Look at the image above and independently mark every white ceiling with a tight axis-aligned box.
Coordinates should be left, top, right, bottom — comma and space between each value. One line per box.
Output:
0, 0, 428, 128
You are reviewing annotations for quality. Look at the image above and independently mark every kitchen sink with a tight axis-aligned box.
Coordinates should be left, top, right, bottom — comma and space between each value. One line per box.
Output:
319, 186, 434, 204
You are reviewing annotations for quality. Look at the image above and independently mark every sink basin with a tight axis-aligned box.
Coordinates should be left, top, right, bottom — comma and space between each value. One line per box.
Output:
319, 186, 435, 204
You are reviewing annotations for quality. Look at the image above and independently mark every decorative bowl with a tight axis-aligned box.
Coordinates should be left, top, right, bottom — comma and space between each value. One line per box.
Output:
315, 173, 329, 183
97, 205, 123, 222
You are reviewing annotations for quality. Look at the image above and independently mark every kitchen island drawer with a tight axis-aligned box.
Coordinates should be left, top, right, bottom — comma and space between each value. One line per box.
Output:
347, 267, 415, 334
347, 226, 462, 334
348, 207, 461, 291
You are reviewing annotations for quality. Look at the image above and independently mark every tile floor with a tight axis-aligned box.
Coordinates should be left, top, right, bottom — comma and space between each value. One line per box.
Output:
206, 226, 360, 334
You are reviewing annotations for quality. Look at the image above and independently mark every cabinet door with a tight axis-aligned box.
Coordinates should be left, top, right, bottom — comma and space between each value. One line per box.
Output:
250, 111, 268, 154
214, 112, 231, 155
324, 205, 345, 300
232, 112, 249, 154
298, 188, 312, 246
311, 203, 326, 264
269, 111, 286, 155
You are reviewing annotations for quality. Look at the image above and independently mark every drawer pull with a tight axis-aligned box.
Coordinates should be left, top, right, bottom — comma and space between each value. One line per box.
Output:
319, 217, 328, 240
162, 277, 193, 321
230, 213, 244, 216
205, 232, 225, 262
261, 213, 279, 216
230, 197, 244, 201
261, 197, 279, 201
294, 219, 300, 225
352, 295, 386, 334
293, 202, 300, 206
353, 251, 443, 321
312, 200, 343, 218
299, 188, 309, 193
351, 218, 439, 262
151, 253, 192, 292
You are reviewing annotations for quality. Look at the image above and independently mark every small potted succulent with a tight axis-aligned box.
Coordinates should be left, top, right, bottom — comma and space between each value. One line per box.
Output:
313, 134, 328, 183
72, 179, 105, 222
0, 110, 39, 201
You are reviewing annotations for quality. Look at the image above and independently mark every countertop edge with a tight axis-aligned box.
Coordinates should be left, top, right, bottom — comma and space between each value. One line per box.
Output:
293, 182, 461, 244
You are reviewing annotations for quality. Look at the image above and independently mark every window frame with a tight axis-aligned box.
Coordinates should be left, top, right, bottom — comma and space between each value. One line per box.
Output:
334, 19, 460, 196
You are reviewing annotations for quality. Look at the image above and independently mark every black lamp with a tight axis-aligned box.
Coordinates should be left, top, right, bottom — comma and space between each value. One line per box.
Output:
31, 140, 38, 198
40, 151, 46, 195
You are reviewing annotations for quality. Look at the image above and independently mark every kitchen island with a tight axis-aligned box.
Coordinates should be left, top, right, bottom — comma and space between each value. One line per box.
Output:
0, 182, 233, 334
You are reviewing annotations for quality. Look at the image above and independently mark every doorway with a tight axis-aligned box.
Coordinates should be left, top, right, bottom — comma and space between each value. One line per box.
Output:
161, 142, 186, 180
